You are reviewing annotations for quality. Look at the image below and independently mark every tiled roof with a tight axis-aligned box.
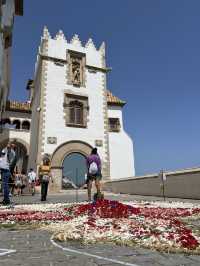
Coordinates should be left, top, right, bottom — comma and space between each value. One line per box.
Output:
6, 90, 125, 114
106, 90, 126, 106
6, 100, 31, 113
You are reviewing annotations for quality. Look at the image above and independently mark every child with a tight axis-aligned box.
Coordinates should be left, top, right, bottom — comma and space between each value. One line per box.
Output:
14, 171, 22, 196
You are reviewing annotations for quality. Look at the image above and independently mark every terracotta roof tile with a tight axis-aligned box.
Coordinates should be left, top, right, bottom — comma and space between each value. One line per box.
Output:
6, 90, 125, 113
6, 100, 31, 113
106, 90, 126, 106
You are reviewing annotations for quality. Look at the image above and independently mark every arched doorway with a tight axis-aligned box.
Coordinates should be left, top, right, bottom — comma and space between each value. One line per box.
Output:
0, 140, 29, 193
14, 143, 28, 173
0, 139, 29, 174
62, 152, 87, 188
50, 141, 93, 191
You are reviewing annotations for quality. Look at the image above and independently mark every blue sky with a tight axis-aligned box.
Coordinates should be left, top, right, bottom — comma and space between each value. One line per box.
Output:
10, 0, 200, 175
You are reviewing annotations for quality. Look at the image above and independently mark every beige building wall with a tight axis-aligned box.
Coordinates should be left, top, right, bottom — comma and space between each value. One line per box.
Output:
103, 167, 200, 199
28, 62, 43, 172
0, 0, 23, 123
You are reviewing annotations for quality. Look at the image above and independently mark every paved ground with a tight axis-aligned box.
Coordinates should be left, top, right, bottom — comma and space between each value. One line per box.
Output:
1, 191, 200, 266
1, 189, 200, 205
1, 229, 200, 266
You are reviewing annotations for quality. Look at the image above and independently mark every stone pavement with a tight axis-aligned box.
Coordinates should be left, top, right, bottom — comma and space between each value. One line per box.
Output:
1, 191, 200, 266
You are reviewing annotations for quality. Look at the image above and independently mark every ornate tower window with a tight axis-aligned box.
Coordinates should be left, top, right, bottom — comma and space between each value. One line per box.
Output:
108, 118, 120, 132
67, 51, 86, 87
64, 94, 89, 128
69, 100, 83, 125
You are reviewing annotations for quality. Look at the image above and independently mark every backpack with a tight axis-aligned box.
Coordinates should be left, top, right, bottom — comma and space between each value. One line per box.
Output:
89, 161, 98, 175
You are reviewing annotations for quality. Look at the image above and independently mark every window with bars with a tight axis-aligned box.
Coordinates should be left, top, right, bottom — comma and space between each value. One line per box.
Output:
108, 118, 120, 132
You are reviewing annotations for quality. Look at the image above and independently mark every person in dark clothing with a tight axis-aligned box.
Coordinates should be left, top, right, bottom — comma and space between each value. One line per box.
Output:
0, 149, 12, 205
9, 143, 17, 175
39, 154, 52, 201
2, 143, 16, 195
86, 147, 102, 201
39, 165, 53, 201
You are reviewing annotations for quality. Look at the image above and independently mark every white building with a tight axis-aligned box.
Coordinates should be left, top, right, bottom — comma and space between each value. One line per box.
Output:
23, 27, 134, 191
0, 0, 23, 123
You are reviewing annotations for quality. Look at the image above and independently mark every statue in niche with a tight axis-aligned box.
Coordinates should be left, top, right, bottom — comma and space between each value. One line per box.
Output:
72, 57, 81, 85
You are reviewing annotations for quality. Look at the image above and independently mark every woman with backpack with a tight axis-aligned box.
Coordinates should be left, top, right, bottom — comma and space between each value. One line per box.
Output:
86, 148, 102, 201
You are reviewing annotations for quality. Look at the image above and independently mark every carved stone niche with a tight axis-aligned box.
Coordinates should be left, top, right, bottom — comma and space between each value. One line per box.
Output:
47, 137, 57, 144
95, 140, 103, 147
67, 50, 86, 87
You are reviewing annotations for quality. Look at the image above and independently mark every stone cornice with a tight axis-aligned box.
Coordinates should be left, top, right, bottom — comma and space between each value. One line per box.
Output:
86, 65, 111, 73
39, 53, 111, 73
39, 53, 67, 64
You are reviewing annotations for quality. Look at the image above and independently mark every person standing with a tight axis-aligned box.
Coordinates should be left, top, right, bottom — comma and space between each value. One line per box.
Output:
86, 148, 102, 201
14, 170, 22, 196
39, 165, 53, 201
2, 143, 16, 195
27, 168, 36, 196
39, 154, 52, 201
0, 149, 12, 205
20, 171, 27, 195
9, 143, 17, 176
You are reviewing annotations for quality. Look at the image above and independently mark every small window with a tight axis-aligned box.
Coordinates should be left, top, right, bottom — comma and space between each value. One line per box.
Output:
69, 101, 84, 126
12, 120, 21, 130
1, 118, 11, 129
22, 120, 30, 131
4, 35, 12, 49
108, 118, 120, 132
64, 94, 88, 128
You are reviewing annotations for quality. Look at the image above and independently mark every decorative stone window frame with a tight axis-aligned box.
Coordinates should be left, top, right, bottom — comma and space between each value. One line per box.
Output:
63, 93, 89, 128
67, 50, 86, 87
108, 118, 121, 132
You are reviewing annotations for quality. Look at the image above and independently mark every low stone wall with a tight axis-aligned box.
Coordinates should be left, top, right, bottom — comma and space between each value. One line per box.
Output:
103, 167, 200, 199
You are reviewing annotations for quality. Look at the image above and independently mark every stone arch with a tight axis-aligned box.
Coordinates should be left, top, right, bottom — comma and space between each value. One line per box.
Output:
0, 138, 30, 155
50, 141, 93, 191
0, 138, 30, 174
51, 140, 93, 168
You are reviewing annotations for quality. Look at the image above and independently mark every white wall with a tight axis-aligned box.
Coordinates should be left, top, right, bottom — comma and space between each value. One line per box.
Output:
9, 130, 30, 148
42, 35, 107, 164
108, 106, 135, 179
30, 28, 135, 180
28, 62, 42, 170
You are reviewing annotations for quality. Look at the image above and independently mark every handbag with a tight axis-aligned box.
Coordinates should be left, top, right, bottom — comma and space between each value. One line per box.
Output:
35, 179, 40, 186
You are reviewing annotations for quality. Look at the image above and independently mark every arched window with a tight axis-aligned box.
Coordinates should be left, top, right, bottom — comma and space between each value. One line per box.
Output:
12, 120, 21, 130
69, 101, 83, 125
22, 120, 30, 131
1, 118, 11, 129
2, 118, 11, 125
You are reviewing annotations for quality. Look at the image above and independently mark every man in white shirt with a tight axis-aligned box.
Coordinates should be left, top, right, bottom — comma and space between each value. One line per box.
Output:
0, 149, 11, 205
27, 168, 36, 196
